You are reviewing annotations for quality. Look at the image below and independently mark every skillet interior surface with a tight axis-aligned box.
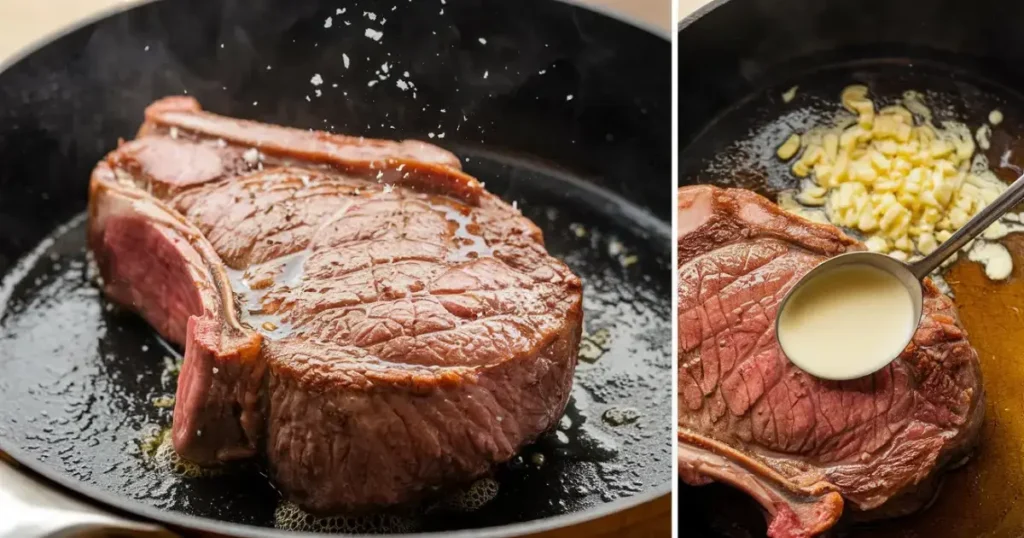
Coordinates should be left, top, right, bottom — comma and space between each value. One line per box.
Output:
679, 1, 1024, 536
0, 0, 672, 535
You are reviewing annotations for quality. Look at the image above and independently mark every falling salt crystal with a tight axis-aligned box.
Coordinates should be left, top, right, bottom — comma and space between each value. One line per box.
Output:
404, 71, 410, 77
381, 62, 389, 73
438, 133, 445, 139
242, 148, 260, 164
512, 201, 518, 210
539, 69, 546, 74
383, 184, 394, 193
266, 65, 272, 70
343, 53, 350, 68
253, 101, 258, 106
324, 16, 333, 28
336, 7, 345, 14
364, 11, 377, 20
141, 345, 149, 352
310, 73, 324, 86
365, 28, 384, 41
144, 45, 149, 51
566, 94, 573, 101
332, 83, 338, 88
428, 133, 436, 138
305, 95, 311, 102
368, 80, 378, 87
169, 127, 179, 139
478, 37, 487, 45
483, 70, 489, 79
396, 79, 409, 90
315, 89, 322, 97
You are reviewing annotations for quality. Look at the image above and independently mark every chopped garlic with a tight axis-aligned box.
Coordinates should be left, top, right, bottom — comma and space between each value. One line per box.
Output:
782, 85, 799, 103
777, 133, 801, 161
781, 84, 1011, 278
990, 109, 1004, 126
976, 124, 992, 151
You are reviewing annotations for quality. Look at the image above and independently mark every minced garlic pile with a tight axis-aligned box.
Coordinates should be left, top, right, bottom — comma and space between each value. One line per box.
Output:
777, 85, 1007, 263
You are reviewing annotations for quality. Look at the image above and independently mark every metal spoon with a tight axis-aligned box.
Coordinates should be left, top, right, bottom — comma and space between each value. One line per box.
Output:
776, 172, 1024, 380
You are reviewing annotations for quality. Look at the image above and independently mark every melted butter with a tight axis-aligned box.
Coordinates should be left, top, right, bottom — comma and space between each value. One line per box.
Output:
968, 241, 1014, 280
778, 264, 916, 380
426, 199, 492, 262
226, 251, 308, 339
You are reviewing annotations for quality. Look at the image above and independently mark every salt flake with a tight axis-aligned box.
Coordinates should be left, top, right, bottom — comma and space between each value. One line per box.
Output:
365, 28, 384, 41
310, 73, 324, 86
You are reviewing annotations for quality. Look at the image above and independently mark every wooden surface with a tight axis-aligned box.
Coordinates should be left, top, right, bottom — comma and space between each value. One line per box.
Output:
0, 0, 675, 537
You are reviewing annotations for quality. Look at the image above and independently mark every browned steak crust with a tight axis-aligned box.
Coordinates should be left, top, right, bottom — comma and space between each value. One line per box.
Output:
88, 96, 583, 513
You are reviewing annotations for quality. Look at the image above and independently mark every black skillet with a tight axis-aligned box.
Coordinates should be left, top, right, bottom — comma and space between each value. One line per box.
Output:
679, 0, 1024, 536
0, 0, 672, 536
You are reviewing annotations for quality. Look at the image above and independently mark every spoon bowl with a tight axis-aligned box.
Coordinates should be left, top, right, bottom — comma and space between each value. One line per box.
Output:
775, 252, 924, 380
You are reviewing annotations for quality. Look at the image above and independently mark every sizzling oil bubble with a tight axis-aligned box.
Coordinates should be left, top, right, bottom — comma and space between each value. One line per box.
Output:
146, 427, 221, 478
578, 328, 612, 363
602, 407, 641, 426
434, 477, 500, 512
273, 502, 419, 534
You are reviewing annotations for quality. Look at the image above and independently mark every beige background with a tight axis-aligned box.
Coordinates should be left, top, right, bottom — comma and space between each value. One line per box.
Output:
0, 0, 675, 63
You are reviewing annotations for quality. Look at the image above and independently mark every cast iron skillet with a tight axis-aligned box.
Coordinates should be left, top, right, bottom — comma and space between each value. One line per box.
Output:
679, 0, 1024, 536
0, 0, 672, 536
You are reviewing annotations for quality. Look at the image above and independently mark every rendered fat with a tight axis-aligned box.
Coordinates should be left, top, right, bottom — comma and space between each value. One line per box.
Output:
778, 264, 916, 380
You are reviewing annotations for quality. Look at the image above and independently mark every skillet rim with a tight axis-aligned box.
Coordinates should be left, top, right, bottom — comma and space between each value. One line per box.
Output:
0, 0, 673, 536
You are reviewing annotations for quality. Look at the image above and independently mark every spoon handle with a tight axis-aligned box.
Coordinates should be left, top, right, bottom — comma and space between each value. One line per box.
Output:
910, 172, 1024, 280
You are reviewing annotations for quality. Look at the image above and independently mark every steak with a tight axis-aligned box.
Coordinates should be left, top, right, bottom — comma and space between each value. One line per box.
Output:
676, 185, 984, 538
88, 97, 584, 513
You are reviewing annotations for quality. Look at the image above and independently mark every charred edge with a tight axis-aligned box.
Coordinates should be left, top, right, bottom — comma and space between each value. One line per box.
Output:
139, 96, 485, 206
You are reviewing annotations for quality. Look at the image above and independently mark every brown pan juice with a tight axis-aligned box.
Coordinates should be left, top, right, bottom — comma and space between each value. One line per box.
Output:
680, 65, 1024, 537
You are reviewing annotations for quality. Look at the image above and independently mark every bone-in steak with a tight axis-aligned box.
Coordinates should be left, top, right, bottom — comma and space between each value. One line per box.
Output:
88, 97, 584, 513
677, 185, 984, 538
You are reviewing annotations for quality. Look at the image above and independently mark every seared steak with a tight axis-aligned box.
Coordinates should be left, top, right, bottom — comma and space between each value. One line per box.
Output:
676, 185, 984, 538
88, 97, 583, 513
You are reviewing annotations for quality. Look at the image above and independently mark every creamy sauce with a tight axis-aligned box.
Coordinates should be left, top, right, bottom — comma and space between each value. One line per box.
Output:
777, 264, 916, 380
